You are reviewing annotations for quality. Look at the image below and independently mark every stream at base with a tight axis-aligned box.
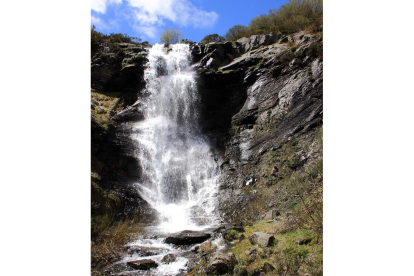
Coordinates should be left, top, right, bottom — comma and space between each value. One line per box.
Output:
108, 44, 224, 275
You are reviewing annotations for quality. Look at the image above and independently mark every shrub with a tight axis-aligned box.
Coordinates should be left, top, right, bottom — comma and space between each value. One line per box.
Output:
91, 26, 142, 56
161, 28, 183, 45
200, 34, 226, 44
237, 0, 323, 38
225, 25, 247, 41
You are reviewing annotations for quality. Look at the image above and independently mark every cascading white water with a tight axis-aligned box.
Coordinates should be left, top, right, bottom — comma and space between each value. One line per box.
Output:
133, 44, 220, 233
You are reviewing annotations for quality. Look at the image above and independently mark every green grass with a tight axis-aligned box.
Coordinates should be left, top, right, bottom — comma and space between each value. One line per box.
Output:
230, 220, 322, 276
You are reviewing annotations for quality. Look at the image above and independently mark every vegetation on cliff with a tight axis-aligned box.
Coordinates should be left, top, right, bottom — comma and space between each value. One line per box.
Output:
225, 0, 323, 41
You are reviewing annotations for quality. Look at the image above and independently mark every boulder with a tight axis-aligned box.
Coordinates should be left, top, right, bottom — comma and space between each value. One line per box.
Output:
161, 254, 177, 264
237, 34, 279, 53
249, 232, 275, 247
125, 245, 167, 257
165, 230, 211, 245
205, 252, 237, 275
198, 241, 218, 253
295, 238, 312, 245
262, 262, 275, 273
263, 209, 280, 220
127, 259, 158, 270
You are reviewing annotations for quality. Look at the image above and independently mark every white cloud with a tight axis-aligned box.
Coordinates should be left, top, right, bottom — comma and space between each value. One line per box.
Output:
127, 0, 218, 28
133, 26, 158, 39
91, 15, 107, 29
91, 0, 122, 14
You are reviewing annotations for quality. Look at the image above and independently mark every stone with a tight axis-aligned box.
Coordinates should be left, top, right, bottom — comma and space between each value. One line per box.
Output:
161, 254, 177, 264
263, 209, 280, 220
125, 245, 166, 257
249, 247, 258, 258
205, 252, 237, 275
262, 262, 275, 273
249, 232, 275, 247
165, 230, 211, 245
198, 241, 218, 253
127, 259, 158, 270
237, 34, 279, 53
295, 238, 312, 245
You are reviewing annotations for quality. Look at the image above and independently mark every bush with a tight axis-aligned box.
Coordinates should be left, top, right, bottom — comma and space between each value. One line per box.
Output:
237, 0, 323, 38
161, 28, 183, 45
200, 34, 226, 44
91, 26, 142, 56
225, 25, 247, 41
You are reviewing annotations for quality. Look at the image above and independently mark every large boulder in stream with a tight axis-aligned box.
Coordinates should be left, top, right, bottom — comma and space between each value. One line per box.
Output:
127, 259, 158, 270
165, 230, 211, 245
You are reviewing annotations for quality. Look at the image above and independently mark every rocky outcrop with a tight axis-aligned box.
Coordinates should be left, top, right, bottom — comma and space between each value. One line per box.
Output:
191, 31, 323, 224
165, 230, 211, 245
91, 50, 147, 101
237, 33, 279, 53
91, 45, 157, 235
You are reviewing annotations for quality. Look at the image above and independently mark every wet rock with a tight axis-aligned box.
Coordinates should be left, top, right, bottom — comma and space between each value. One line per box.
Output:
161, 253, 177, 264
250, 232, 275, 247
213, 226, 226, 233
205, 252, 237, 275
127, 259, 158, 270
126, 245, 167, 257
165, 230, 211, 245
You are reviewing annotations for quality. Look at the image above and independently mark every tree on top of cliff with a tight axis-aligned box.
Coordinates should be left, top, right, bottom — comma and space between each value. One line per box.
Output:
225, 25, 247, 42
161, 29, 183, 46
200, 34, 226, 44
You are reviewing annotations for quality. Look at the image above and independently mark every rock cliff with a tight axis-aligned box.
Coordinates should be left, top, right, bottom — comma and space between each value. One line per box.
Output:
192, 31, 323, 223
91, 30, 323, 228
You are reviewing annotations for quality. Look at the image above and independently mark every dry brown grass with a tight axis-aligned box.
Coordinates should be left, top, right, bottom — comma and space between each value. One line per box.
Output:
91, 219, 144, 273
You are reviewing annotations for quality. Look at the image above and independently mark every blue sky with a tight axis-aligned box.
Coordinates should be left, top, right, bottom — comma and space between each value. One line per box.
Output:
91, 0, 287, 44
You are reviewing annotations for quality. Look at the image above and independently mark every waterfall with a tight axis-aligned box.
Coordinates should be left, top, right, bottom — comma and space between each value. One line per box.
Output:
132, 44, 220, 233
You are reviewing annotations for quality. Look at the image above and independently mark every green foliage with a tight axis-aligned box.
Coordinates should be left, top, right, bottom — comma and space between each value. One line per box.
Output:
305, 42, 323, 58
225, 229, 239, 240
237, 0, 323, 38
161, 28, 183, 45
91, 26, 142, 56
181, 38, 194, 44
200, 33, 226, 44
230, 220, 322, 276
225, 25, 247, 41
122, 54, 146, 67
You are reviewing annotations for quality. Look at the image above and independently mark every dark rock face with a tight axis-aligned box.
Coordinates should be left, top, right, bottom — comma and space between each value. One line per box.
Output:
165, 230, 211, 245
126, 259, 158, 270
205, 252, 237, 275
91, 47, 157, 228
91, 52, 147, 96
191, 31, 323, 224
